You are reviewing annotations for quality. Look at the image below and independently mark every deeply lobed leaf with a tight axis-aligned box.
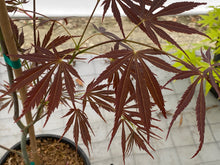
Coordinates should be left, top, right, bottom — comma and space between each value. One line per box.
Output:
167, 77, 200, 138
102, 0, 207, 50
3, 46, 82, 125
62, 108, 93, 152
108, 118, 154, 163
88, 47, 172, 161
192, 80, 206, 158
154, 2, 206, 16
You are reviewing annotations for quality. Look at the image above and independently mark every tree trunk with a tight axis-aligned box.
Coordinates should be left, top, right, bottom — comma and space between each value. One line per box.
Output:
0, 0, 41, 164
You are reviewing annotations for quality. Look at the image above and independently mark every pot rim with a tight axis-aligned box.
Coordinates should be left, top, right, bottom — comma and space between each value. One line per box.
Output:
0, 133, 90, 165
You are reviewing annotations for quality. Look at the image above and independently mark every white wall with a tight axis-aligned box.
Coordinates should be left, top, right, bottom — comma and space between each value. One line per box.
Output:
11, 0, 220, 17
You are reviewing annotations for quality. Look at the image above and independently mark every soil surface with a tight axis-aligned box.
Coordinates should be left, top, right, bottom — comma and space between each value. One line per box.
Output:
3, 138, 84, 165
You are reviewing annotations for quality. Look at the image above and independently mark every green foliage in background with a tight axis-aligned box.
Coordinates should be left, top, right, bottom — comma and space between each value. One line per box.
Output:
164, 6, 220, 94
198, 6, 220, 55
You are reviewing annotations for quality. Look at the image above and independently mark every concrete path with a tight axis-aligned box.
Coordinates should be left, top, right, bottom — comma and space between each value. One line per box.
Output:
0, 53, 220, 164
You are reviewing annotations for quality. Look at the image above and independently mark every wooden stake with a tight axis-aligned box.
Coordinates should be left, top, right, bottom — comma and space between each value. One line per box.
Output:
0, 1, 41, 164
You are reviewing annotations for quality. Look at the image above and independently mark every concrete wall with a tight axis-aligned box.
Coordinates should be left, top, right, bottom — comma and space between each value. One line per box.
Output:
12, 0, 220, 17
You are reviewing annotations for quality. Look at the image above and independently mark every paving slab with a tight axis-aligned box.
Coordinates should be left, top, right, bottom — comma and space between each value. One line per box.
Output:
0, 54, 219, 164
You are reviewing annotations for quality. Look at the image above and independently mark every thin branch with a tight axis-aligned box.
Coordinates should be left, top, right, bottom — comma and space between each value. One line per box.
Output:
125, 19, 146, 40
0, 28, 25, 129
77, 0, 101, 46
21, 128, 31, 165
33, 0, 37, 48
17, 8, 78, 47
0, 144, 22, 156
75, 39, 124, 57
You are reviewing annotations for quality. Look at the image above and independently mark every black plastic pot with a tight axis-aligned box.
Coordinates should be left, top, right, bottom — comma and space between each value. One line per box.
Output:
0, 134, 90, 165
210, 54, 220, 99
210, 86, 219, 99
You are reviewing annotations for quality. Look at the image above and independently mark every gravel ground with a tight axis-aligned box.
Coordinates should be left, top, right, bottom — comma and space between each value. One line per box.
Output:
13, 15, 207, 54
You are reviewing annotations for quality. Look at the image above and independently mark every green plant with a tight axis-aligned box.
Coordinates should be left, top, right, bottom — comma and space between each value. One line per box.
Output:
0, 0, 219, 165
164, 5, 220, 95
199, 6, 220, 55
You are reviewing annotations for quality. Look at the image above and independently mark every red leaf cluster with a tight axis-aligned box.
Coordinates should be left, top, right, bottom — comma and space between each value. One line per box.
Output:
102, 0, 207, 51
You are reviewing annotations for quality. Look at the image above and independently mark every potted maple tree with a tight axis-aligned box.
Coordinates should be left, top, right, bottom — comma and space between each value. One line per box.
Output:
0, 0, 219, 165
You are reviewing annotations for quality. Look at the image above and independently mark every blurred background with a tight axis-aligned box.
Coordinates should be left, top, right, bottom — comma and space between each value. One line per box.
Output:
10, 0, 220, 17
